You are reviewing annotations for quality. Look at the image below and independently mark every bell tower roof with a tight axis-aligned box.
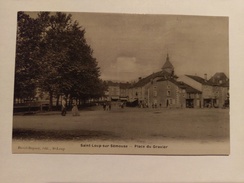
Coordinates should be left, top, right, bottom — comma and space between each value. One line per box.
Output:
162, 53, 174, 71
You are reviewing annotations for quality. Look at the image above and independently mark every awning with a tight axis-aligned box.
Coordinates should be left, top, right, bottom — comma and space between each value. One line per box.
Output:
120, 97, 128, 100
111, 96, 119, 100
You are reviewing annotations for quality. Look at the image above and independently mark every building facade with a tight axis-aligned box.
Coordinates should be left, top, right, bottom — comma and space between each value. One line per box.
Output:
178, 73, 229, 108
104, 54, 229, 108
104, 81, 131, 102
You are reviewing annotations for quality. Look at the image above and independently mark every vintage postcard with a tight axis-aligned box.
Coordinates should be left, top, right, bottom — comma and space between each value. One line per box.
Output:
12, 11, 229, 155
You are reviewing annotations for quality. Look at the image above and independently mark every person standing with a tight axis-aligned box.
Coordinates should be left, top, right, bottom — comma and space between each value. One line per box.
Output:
61, 97, 67, 116
103, 102, 106, 111
109, 102, 111, 111
106, 102, 109, 111
72, 101, 80, 116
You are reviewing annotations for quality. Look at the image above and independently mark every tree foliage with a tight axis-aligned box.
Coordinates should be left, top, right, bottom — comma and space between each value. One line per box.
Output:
14, 12, 106, 108
14, 12, 41, 101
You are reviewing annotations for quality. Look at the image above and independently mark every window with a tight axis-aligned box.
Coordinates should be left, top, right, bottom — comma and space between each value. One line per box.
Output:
154, 91, 157, 97
167, 90, 171, 96
167, 85, 171, 89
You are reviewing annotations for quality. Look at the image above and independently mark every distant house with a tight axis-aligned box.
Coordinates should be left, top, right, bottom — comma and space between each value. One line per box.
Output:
209, 72, 229, 107
119, 82, 132, 101
104, 81, 132, 101
105, 81, 120, 101
178, 73, 229, 108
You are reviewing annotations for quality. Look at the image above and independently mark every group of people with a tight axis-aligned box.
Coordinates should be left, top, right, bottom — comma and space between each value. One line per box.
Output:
102, 101, 126, 111
102, 102, 111, 111
61, 97, 80, 116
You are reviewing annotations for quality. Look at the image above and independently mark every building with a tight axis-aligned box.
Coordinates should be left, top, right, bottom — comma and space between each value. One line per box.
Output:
209, 72, 229, 107
147, 78, 202, 108
178, 73, 229, 108
128, 54, 176, 105
104, 81, 132, 101
128, 71, 172, 102
127, 54, 203, 108
119, 82, 131, 101
208, 72, 229, 86
104, 54, 229, 108
108, 81, 120, 101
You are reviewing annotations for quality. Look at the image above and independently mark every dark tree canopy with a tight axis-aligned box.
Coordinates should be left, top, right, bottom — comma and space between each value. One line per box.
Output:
15, 12, 41, 100
14, 12, 106, 108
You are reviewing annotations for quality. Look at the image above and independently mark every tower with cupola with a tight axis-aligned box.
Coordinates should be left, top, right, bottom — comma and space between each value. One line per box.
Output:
162, 53, 174, 76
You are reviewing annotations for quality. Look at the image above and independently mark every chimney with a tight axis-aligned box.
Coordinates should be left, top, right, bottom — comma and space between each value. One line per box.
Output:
204, 73, 207, 81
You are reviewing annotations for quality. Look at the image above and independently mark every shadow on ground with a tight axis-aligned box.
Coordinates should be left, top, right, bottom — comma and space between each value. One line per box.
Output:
12, 129, 121, 141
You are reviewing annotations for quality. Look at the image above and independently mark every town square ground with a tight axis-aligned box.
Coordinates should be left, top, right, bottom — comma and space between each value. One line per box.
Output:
12, 106, 229, 155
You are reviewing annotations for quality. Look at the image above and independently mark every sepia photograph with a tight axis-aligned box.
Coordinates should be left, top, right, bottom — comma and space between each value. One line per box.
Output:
12, 11, 229, 155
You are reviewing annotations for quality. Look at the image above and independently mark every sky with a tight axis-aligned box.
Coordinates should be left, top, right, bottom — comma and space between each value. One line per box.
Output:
30, 12, 229, 82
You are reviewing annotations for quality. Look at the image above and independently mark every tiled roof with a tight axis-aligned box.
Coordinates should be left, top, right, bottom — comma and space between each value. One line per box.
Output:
106, 81, 120, 87
208, 72, 229, 87
119, 82, 132, 89
185, 75, 213, 85
157, 78, 202, 93
105, 81, 133, 89
181, 82, 202, 93
132, 71, 174, 88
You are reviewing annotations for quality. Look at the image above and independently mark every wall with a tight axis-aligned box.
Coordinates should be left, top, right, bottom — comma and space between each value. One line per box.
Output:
154, 80, 184, 108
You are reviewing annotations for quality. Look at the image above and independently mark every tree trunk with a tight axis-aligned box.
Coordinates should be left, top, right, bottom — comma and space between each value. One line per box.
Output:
78, 99, 81, 106
56, 95, 60, 108
69, 97, 72, 107
49, 91, 53, 111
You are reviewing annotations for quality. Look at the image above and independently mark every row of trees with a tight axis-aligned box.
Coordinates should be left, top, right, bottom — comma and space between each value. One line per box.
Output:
14, 12, 107, 109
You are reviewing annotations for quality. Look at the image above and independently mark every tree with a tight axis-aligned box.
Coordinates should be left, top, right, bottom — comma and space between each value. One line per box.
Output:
36, 12, 102, 109
14, 12, 106, 109
14, 12, 42, 103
